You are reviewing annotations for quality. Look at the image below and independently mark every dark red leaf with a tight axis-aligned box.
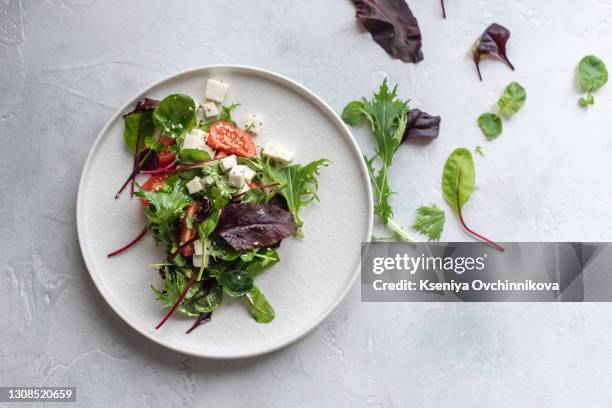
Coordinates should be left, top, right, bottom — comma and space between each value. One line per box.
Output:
402, 109, 441, 143
216, 203, 297, 251
351, 0, 423, 63
123, 97, 159, 117
473, 23, 514, 81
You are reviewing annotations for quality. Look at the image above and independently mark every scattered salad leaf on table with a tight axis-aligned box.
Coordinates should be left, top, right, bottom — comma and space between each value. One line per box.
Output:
343, 80, 440, 241
498, 81, 527, 117
472, 23, 514, 81
351, 0, 423, 63
475, 146, 484, 156
412, 204, 445, 241
477, 113, 502, 140
577, 55, 608, 107
402, 108, 441, 142
442, 148, 504, 251
478, 81, 526, 140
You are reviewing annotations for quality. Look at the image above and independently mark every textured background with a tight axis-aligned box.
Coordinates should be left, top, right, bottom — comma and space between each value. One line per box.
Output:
3, 0, 612, 406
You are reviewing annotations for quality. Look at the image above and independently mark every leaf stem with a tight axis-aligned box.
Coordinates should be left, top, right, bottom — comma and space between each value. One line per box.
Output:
155, 272, 196, 330
107, 226, 149, 257
440, 0, 446, 18
387, 218, 416, 242
455, 177, 504, 252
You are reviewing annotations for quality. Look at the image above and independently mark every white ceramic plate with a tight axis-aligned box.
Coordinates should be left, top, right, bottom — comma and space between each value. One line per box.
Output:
77, 66, 372, 359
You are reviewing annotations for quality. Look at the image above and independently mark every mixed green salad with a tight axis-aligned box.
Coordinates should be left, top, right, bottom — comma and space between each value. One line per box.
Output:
109, 78, 328, 333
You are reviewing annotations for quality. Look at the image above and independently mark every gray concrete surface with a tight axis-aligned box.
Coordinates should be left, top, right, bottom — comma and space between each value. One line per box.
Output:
3, 0, 612, 406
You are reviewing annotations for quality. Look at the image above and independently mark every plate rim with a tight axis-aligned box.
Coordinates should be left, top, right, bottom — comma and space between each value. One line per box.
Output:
76, 64, 373, 359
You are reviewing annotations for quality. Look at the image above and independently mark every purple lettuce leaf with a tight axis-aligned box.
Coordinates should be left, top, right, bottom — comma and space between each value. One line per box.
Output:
473, 23, 514, 81
216, 203, 297, 251
351, 0, 423, 63
402, 109, 441, 143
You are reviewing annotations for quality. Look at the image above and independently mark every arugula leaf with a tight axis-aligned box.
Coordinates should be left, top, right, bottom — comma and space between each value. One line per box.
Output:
199, 103, 240, 131
153, 94, 197, 137
342, 79, 416, 241
243, 285, 275, 323
497, 81, 526, 117
477, 113, 502, 140
153, 273, 222, 317
195, 210, 221, 280
264, 159, 329, 237
136, 180, 192, 245
578, 55, 608, 107
412, 204, 445, 241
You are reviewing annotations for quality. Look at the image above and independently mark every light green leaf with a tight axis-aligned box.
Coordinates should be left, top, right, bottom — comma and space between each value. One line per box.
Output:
497, 81, 526, 117
477, 113, 502, 140
442, 148, 475, 213
578, 55, 608, 107
412, 204, 445, 241
341, 100, 366, 126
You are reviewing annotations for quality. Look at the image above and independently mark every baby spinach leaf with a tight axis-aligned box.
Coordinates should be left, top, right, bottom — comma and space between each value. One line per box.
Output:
412, 204, 445, 241
244, 248, 280, 276
442, 148, 475, 213
216, 203, 297, 250
477, 113, 502, 140
472, 23, 514, 81
341, 100, 366, 126
153, 94, 197, 137
402, 108, 441, 142
578, 55, 608, 107
243, 286, 275, 323
221, 269, 254, 298
351, 0, 423, 63
441, 148, 503, 251
498, 81, 526, 117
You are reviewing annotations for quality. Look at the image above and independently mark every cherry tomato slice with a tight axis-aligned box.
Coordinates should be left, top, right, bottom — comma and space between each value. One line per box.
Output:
207, 121, 257, 157
139, 174, 168, 206
157, 152, 176, 168
180, 202, 201, 256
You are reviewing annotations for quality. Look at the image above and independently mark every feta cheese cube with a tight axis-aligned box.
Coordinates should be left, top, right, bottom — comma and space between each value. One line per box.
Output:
246, 114, 263, 133
203, 102, 219, 118
236, 183, 250, 195
193, 239, 203, 256
186, 177, 204, 194
263, 143, 293, 166
192, 254, 209, 268
182, 129, 207, 150
219, 155, 237, 172
228, 165, 246, 188
182, 129, 216, 158
243, 166, 256, 184
205, 79, 229, 103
